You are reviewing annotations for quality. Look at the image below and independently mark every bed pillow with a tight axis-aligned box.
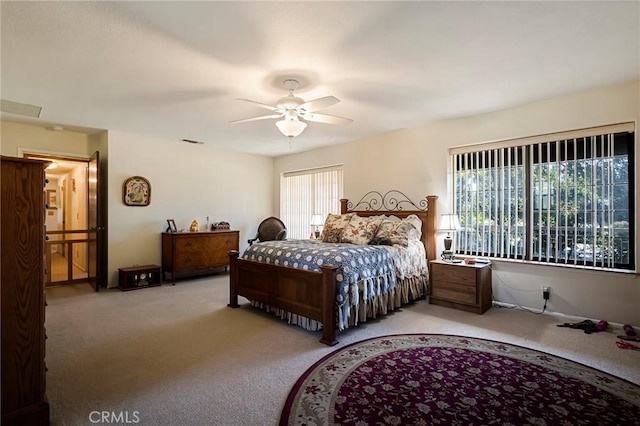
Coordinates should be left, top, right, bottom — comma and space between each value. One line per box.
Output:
403, 214, 423, 239
376, 216, 414, 247
341, 215, 384, 245
320, 213, 355, 243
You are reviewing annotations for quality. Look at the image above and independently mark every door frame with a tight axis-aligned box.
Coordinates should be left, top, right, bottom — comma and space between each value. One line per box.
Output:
21, 149, 106, 291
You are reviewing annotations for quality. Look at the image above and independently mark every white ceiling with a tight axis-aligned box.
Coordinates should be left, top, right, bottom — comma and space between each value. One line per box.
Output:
1, 1, 638, 157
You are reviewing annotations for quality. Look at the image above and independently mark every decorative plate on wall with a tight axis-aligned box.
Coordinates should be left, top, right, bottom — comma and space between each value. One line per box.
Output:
123, 176, 151, 207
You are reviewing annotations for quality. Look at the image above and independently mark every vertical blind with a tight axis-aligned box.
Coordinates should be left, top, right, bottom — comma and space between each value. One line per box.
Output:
452, 123, 634, 270
281, 165, 343, 239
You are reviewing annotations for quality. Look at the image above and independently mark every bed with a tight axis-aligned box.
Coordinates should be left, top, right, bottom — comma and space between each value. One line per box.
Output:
228, 191, 438, 345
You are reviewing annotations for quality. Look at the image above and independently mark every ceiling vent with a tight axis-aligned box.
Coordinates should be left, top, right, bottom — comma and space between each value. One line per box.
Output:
1, 99, 42, 118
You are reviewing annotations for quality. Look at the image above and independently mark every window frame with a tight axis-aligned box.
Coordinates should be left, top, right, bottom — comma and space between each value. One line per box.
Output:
280, 164, 344, 240
451, 123, 635, 272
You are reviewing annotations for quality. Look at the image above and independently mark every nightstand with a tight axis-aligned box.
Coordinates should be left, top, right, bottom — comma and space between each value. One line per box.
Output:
429, 260, 492, 314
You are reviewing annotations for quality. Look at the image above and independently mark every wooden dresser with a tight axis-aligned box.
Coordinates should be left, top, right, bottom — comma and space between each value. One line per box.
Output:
429, 260, 492, 314
1, 156, 50, 425
162, 230, 239, 282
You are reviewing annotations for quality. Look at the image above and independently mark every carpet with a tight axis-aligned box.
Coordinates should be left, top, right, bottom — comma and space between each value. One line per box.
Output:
280, 334, 640, 426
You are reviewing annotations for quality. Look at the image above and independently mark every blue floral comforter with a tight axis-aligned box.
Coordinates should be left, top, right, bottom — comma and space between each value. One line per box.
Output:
242, 239, 397, 330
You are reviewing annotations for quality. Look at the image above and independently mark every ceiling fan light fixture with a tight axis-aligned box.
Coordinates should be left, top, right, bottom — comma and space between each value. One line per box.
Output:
276, 118, 307, 138
233, 78, 351, 137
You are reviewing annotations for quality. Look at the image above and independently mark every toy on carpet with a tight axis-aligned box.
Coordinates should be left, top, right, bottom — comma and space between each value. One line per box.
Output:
617, 324, 640, 341
557, 319, 608, 334
616, 340, 640, 351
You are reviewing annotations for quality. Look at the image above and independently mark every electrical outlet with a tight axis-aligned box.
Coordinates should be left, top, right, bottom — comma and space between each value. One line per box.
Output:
542, 286, 550, 300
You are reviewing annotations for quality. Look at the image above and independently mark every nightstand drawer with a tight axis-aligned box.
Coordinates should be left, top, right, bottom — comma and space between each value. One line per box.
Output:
432, 281, 476, 305
432, 264, 475, 286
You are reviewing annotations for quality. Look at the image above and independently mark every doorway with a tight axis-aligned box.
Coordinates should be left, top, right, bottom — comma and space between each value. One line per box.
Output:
23, 152, 100, 290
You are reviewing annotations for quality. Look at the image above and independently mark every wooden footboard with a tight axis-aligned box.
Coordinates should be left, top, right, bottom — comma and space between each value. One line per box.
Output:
228, 251, 339, 345
228, 193, 437, 346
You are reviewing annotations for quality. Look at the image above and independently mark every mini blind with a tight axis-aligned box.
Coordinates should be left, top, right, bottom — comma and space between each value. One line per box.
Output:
452, 123, 634, 271
281, 165, 343, 239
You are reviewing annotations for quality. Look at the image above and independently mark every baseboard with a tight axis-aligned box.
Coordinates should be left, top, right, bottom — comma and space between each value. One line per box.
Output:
491, 300, 634, 330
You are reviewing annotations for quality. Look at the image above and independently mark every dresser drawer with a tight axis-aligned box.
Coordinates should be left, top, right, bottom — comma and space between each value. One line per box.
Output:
432, 264, 475, 286
176, 237, 208, 253
175, 252, 210, 269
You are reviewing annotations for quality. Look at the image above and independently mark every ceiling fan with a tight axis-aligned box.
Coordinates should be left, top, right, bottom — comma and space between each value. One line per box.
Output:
231, 79, 353, 138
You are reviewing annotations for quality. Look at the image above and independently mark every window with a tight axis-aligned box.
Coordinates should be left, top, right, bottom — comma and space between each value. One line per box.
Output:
280, 165, 343, 239
452, 124, 635, 271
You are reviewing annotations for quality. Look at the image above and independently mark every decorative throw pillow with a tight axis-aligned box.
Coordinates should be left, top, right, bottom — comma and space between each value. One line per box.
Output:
341, 215, 384, 245
376, 216, 413, 247
320, 213, 354, 243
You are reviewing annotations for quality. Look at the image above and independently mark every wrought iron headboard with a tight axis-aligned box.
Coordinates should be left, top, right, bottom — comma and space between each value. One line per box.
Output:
340, 191, 438, 261
345, 190, 428, 212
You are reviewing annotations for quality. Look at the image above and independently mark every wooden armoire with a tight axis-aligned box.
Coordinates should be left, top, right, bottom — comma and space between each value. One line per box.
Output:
1, 156, 50, 425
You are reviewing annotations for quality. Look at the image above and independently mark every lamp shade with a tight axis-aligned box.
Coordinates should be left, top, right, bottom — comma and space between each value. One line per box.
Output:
310, 214, 324, 227
438, 214, 461, 232
276, 118, 307, 138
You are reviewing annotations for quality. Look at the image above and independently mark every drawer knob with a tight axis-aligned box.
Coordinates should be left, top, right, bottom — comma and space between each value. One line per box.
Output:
184, 242, 193, 247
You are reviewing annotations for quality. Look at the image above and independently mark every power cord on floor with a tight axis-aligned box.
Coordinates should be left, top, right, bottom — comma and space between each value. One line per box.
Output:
492, 272, 549, 315
493, 298, 548, 315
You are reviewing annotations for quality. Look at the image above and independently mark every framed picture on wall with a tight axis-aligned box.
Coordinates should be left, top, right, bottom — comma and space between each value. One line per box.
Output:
123, 176, 151, 206
46, 189, 57, 209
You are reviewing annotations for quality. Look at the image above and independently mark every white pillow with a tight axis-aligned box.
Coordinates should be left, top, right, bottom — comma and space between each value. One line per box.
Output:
403, 214, 423, 239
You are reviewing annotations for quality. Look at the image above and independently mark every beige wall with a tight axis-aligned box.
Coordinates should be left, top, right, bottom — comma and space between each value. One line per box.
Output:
274, 80, 640, 325
3, 81, 638, 323
0, 121, 89, 157
2, 121, 274, 288
106, 130, 273, 287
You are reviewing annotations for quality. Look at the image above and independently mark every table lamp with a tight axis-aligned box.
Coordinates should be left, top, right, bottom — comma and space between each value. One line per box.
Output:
310, 214, 324, 238
438, 214, 461, 261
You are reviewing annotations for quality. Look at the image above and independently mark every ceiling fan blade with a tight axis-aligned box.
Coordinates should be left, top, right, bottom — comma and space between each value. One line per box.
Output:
230, 114, 282, 124
236, 98, 281, 112
300, 112, 353, 125
297, 96, 340, 113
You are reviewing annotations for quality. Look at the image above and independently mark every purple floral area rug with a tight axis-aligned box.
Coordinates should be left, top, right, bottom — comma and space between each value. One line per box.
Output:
280, 334, 640, 426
